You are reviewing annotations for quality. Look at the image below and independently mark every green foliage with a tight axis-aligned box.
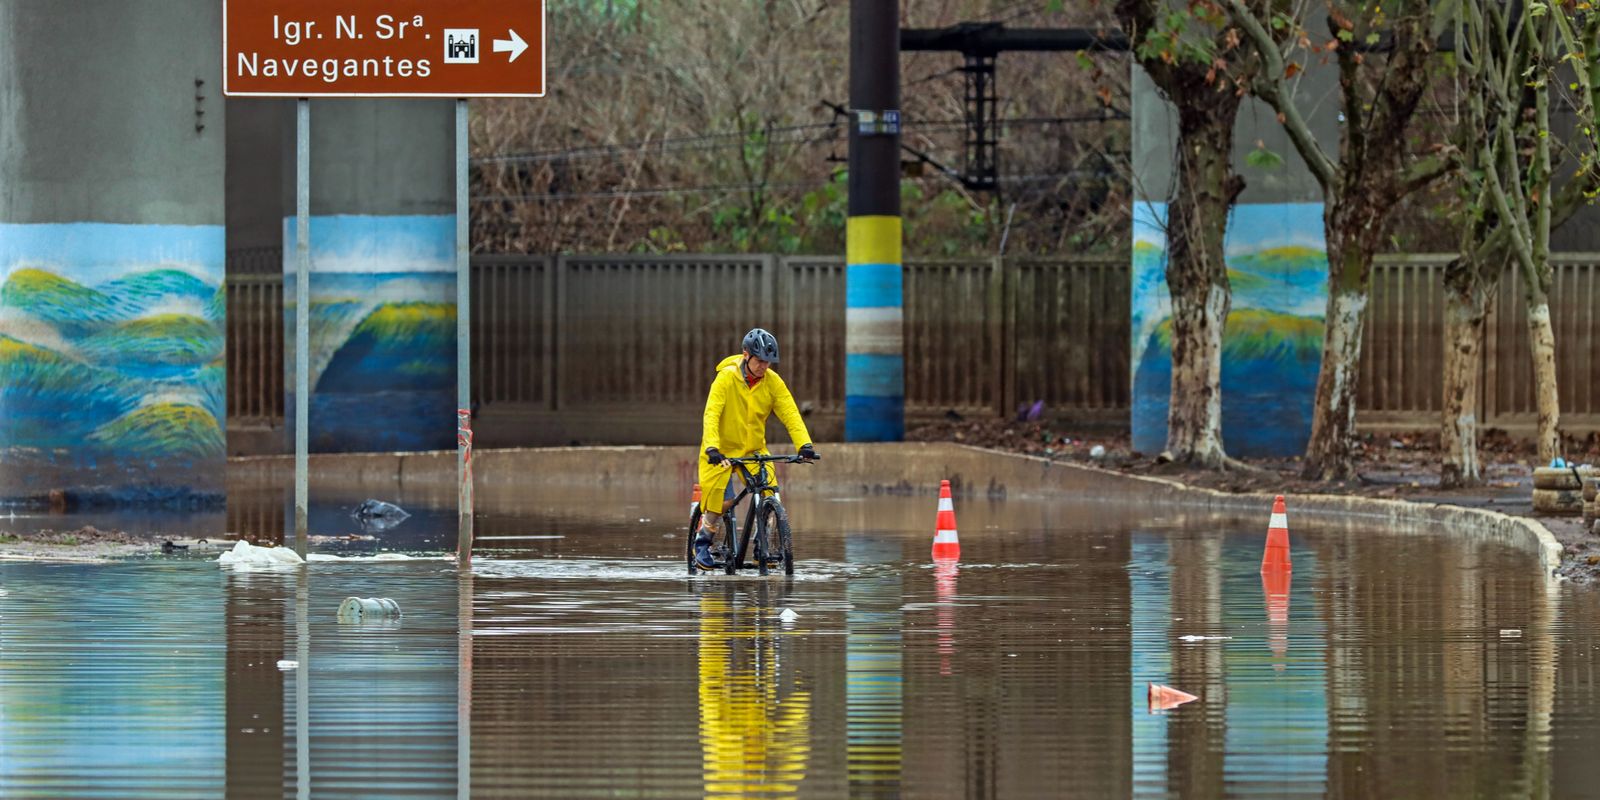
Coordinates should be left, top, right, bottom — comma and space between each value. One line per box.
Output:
1246, 145, 1285, 170
703, 168, 849, 255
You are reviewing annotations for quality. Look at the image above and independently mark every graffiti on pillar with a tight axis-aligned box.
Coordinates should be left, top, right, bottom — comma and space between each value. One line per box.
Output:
284, 214, 455, 453
1131, 202, 1327, 457
0, 222, 225, 502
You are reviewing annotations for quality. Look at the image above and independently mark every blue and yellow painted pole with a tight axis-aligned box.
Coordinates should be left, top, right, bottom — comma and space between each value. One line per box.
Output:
846, 217, 904, 440
846, 0, 904, 442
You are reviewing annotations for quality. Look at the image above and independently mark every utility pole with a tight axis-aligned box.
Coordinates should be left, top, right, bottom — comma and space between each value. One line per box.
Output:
846, 0, 905, 442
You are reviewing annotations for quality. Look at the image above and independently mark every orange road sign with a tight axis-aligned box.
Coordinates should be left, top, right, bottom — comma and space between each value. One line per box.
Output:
224, 0, 544, 97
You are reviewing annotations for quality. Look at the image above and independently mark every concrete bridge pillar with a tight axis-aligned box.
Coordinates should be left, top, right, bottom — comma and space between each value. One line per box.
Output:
1129, 62, 1339, 457
0, 0, 227, 505
283, 100, 456, 453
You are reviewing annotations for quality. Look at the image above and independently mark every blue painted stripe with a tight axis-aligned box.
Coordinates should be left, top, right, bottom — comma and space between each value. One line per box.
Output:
846, 263, 903, 308
845, 395, 905, 442
846, 353, 904, 397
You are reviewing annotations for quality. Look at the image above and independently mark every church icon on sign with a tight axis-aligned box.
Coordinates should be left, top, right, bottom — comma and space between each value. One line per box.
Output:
444, 29, 479, 64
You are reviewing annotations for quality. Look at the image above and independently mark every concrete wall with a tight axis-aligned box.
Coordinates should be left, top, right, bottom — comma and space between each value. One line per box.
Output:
1129, 52, 1339, 457
226, 99, 289, 254
0, 0, 227, 505
282, 100, 457, 453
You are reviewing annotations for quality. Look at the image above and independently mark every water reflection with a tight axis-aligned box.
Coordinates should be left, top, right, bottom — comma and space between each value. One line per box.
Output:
846, 536, 903, 799
932, 556, 959, 676
2, 496, 1595, 798
224, 570, 287, 799
697, 582, 813, 798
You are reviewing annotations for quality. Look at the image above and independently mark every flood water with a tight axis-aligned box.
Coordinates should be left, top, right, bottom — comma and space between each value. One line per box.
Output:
3, 489, 1600, 798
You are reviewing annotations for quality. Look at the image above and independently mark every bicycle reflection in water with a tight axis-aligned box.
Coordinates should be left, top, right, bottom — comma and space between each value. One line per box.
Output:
695, 581, 813, 798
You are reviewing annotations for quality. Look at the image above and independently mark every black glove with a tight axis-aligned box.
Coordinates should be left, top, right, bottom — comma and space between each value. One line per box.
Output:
705, 447, 725, 465
799, 444, 819, 460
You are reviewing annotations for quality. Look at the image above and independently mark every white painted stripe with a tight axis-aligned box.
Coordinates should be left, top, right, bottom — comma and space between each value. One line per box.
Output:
847, 306, 903, 325
934, 530, 959, 542
846, 313, 903, 354
1269, 512, 1288, 529
938, 497, 954, 512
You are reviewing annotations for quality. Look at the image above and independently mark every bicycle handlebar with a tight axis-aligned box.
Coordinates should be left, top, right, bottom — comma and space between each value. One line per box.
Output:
723, 454, 815, 465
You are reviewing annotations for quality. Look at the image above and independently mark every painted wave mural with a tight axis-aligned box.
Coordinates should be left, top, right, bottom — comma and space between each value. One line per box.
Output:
283, 215, 456, 453
0, 223, 225, 504
1131, 203, 1327, 457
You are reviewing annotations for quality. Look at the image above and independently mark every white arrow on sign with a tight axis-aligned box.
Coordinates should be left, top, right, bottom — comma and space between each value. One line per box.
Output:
493, 29, 528, 63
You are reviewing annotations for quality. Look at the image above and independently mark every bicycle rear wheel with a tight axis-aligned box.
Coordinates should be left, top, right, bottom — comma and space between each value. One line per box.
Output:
758, 499, 794, 575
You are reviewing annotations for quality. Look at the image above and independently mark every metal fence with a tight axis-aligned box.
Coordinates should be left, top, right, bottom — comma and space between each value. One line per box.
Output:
226, 273, 284, 424
223, 250, 1600, 443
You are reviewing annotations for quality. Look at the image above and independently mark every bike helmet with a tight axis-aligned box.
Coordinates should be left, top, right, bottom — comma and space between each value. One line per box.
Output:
742, 328, 780, 364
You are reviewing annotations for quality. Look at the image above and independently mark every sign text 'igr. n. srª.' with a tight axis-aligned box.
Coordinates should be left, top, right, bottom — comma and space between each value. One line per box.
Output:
237, 14, 433, 85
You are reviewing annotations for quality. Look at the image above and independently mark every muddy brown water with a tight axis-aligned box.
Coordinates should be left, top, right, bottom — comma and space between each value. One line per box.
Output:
2, 489, 1598, 798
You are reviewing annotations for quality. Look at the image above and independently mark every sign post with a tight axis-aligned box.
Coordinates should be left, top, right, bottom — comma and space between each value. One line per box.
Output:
224, 0, 544, 568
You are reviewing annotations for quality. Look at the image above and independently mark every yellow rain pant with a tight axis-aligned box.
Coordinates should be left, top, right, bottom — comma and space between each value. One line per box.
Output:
698, 450, 780, 517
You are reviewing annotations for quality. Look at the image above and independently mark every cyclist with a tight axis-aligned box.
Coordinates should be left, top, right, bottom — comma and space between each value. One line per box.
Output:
694, 328, 819, 571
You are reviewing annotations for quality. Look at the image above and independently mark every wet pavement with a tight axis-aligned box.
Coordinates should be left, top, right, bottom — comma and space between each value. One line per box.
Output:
2, 491, 1599, 797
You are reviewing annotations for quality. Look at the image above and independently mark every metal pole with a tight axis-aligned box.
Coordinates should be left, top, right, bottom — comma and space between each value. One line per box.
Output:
295, 99, 311, 557
456, 571, 473, 798
845, 0, 905, 442
456, 99, 473, 567
294, 569, 310, 800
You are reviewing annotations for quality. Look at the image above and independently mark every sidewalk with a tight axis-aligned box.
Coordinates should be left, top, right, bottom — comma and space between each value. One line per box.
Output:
909, 417, 1599, 583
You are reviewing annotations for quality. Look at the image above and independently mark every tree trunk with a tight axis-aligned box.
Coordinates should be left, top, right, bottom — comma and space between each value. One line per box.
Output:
1164, 99, 1244, 468
1302, 209, 1379, 481
1440, 256, 1494, 488
1523, 262, 1561, 461
1302, 286, 1368, 480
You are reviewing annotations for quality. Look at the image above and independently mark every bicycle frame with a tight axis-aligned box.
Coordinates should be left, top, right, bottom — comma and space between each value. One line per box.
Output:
719, 453, 808, 575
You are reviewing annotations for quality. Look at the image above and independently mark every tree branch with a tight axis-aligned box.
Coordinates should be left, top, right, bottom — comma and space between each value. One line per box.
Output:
1398, 149, 1458, 197
1224, 0, 1339, 189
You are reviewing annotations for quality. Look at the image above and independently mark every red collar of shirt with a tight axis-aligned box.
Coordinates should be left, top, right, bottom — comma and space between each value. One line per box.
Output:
741, 360, 763, 388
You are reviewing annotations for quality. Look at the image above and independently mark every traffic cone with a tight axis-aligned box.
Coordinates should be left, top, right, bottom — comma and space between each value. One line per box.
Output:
1148, 683, 1199, 712
932, 480, 961, 559
1262, 495, 1292, 572
690, 483, 701, 515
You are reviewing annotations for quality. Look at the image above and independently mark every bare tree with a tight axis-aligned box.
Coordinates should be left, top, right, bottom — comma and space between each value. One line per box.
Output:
1116, 0, 1255, 467
471, 1, 1133, 257
1227, 0, 1454, 480
1441, 0, 1600, 482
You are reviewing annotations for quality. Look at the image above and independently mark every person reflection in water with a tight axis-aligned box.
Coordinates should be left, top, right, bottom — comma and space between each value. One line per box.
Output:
697, 583, 812, 797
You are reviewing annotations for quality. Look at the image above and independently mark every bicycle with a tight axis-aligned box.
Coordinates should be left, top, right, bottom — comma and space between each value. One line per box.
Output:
686, 453, 814, 576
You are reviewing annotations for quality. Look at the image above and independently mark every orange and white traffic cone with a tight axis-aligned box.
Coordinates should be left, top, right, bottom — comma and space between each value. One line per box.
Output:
932, 480, 961, 559
1148, 683, 1199, 712
1261, 494, 1292, 573
690, 483, 702, 515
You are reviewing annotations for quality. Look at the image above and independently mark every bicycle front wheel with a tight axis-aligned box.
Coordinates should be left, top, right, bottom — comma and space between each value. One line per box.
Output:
758, 499, 794, 575
686, 505, 702, 575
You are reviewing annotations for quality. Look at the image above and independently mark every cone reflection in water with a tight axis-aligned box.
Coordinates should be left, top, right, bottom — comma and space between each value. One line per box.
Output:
932, 480, 960, 559
933, 556, 959, 676
1148, 683, 1199, 712
1262, 566, 1291, 671
1262, 495, 1291, 572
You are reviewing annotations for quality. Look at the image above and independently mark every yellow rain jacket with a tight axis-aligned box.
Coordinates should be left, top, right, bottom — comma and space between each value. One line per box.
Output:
698, 354, 812, 515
